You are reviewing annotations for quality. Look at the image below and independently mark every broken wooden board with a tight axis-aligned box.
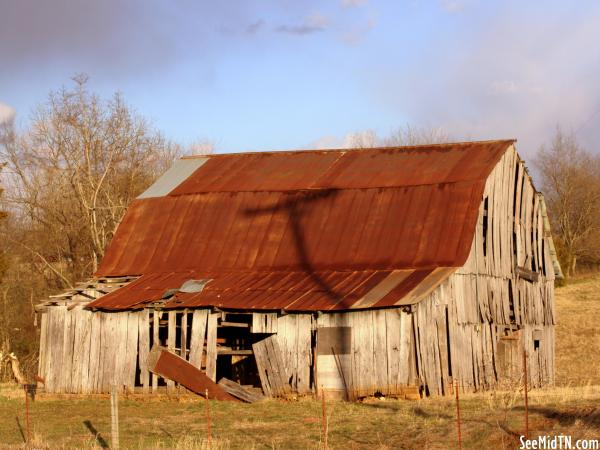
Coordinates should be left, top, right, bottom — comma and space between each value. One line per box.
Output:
252, 335, 291, 398
218, 377, 265, 403
146, 346, 237, 401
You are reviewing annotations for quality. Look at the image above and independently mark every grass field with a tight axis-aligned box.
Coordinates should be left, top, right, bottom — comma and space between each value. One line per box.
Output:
1, 276, 599, 449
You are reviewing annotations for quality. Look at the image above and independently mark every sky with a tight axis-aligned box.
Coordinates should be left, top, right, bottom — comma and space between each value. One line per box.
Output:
1, 0, 599, 159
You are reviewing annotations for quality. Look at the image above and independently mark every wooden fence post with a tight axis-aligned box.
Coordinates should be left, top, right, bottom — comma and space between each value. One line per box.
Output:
205, 389, 212, 449
110, 385, 120, 449
24, 385, 30, 444
523, 349, 529, 439
321, 388, 328, 450
455, 381, 462, 450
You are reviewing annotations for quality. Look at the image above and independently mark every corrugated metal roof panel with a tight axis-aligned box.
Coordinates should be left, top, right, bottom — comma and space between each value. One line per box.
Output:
89, 141, 514, 311
138, 158, 209, 198
89, 269, 447, 311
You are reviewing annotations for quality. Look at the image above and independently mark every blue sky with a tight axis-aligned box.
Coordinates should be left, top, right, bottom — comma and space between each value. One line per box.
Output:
1, 0, 599, 158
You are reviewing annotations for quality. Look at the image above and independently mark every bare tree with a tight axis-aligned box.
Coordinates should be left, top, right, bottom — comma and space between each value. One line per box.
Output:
382, 124, 452, 146
0, 162, 7, 282
343, 130, 379, 148
187, 139, 215, 155
1, 75, 180, 282
535, 128, 600, 277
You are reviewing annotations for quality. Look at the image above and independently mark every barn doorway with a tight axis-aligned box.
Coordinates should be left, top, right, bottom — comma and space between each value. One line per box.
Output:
215, 313, 265, 389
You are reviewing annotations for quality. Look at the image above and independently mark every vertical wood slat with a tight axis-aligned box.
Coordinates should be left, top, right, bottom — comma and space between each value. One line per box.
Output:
181, 309, 188, 360
88, 312, 102, 393
252, 335, 290, 397
296, 315, 312, 394
152, 311, 159, 392
189, 310, 208, 369
60, 308, 76, 392
124, 312, 139, 390
166, 311, 176, 389
205, 313, 218, 381
113, 313, 129, 390
138, 310, 150, 391
38, 313, 48, 382
71, 308, 92, 393
252, 313, 278, 333
373, 310, 388, 393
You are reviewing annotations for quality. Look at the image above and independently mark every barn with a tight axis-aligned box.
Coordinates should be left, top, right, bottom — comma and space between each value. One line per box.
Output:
36, 140, 561, 399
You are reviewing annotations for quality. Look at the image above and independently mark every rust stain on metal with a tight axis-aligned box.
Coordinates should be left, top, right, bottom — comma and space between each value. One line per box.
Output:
89, 141, 514, 311
146, 346, 237, 401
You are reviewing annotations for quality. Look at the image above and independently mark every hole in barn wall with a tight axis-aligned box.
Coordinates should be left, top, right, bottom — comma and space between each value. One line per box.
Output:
214, 314, 262, 389
482, 196, 489, 257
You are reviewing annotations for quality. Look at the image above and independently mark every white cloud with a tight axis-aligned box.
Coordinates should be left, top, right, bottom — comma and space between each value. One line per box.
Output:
440, 0, 467, 13
342, 0, 368, 8
371, 3, 600, 158
0, 102, 16, 124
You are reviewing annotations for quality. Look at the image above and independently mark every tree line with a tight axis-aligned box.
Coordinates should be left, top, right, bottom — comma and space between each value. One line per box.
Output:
0, 76, 599, 378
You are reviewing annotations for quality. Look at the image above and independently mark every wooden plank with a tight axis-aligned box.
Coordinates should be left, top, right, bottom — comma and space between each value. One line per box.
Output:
71, 308, 92, 393
276, 315, 297, 391
217, 349, 253, 356
398, 310, 411, 386
373, 309, 388, 393
138, 310, 150, 391
124, 312, 139, 390
113, 313, 129, 390
181, 309, 188, 360
296, 314, 313, 394
516, 266, 540, 282
152, 311, 159, 392
189, 310, 208, 369
166, 311, 177, 389
205, 313, 218, 381
252, 335, 290, 397
38, 312, 48, 382
87, 312, 102, 393
45, 307, 62, 392
146, 346, 237, 401
218, 377, 266, 403
99, 313, 115, 392
220, 321, 249, 328
252, 313, 278, 333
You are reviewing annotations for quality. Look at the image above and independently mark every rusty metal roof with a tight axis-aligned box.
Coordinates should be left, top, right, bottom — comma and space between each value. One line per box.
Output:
88, 140, 514, 311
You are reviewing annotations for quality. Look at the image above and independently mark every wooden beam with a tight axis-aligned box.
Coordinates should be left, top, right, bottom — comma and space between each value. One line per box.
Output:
218, 378, 265, 403
217, 349, 253, 356
516, 266, 539, 282
219, 321, 249, 328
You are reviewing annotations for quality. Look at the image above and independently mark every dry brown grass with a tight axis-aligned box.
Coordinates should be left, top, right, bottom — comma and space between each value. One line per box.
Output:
555, 275, 600, 385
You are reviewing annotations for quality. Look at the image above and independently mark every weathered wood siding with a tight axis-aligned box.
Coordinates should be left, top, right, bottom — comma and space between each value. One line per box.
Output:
315, 309, 414, 398
412, 145, 556, 395
38, 308, 215, 394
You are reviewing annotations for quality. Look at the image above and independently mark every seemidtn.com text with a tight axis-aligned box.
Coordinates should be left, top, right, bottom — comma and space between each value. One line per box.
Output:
520, 435, 600, 450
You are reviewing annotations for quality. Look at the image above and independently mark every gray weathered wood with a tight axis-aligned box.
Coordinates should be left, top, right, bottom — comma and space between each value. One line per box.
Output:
218, 377, 266, 403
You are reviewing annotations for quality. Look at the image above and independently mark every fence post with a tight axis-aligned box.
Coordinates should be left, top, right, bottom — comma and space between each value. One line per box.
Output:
455, 381, 462, 450
205, 389, 212, 449
110, 385, 120, 450
24, 385, 30, 444
321, 388, 328, 450
523, 349, 529, 439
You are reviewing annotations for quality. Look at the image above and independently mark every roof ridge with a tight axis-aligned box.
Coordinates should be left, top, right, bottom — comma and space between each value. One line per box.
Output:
181, 139, 516, 159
